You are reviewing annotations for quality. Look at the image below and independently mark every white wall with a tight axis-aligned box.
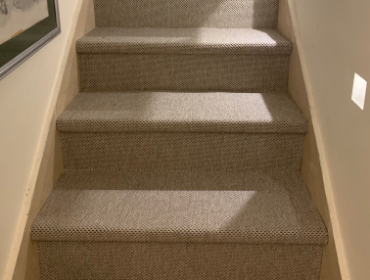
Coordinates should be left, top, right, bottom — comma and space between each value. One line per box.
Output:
0, 1, 79, 279
290, 1, 370, 279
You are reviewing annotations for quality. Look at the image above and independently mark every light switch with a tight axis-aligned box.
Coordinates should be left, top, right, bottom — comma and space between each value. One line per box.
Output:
351, 73, 367, 110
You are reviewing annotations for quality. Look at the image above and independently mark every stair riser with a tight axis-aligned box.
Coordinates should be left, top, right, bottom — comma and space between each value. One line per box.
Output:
38, 241, 323, 280
60, 132, 304, 171
93, 0, 279, 29
79, 54, 290, 92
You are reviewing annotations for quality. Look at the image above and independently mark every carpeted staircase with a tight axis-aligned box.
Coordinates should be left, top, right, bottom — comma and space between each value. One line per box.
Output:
31, 0, 328, 279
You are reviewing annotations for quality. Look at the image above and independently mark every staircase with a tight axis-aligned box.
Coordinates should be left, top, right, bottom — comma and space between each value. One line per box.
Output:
31, 0, 328, 279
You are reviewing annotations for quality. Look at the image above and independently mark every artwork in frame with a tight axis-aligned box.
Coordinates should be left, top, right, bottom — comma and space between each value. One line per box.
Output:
0, 0, 60, 79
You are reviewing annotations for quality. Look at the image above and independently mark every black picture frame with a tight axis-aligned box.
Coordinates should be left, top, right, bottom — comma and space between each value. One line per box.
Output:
0, 0, 61, 80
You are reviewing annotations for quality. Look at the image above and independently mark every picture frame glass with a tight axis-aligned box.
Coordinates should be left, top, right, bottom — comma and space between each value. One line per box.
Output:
0, 0, 59, 74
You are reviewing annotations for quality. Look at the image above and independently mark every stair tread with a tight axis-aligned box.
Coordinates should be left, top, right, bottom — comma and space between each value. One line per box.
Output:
31, 170, 327, 245
57, 92, 307, 133
76, 27, 292, 54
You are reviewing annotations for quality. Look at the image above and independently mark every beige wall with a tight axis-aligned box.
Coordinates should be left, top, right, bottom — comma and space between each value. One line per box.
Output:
0, 1, 82, 279
278, 2, 342, 279
11, 1, 95, 278
286, 0, 370, 279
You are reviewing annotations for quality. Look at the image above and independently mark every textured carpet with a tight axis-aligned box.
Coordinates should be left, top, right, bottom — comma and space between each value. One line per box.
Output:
37, 242, 323, 280
57, 92, 307, 133
77, 27, 291, 92
31, 0, 328, 278
79, 53, 290, 92
93, 0, 280, 28
77, 28, 292, 54
31, 171, 327, 244
60, 132, 305, 171
51, 169, 322, 191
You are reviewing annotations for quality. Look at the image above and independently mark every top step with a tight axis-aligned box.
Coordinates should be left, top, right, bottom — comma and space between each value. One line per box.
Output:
93, 0, 280, 29
77, 28, 292, 55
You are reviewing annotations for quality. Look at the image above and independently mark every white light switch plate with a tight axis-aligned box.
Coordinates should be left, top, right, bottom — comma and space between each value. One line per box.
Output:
352, 73, 367, 110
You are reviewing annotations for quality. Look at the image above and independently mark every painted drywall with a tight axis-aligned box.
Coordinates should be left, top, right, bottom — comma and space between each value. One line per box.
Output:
11, 1, 95, 279
289, 1, 370, 279
277, 2, 342, 279
0, 1, 80, 279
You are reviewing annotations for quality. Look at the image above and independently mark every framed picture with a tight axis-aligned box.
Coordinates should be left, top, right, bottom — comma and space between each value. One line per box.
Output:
0, 0, 60, 80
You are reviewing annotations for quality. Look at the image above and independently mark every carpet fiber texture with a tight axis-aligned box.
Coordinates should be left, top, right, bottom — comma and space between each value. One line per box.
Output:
93, 0, 280, 28
37, 242, 323, 280
31, 171, 327, 244
31, 0, 328, 279
79, 53, 290, 92
57, 92, 307, 133
76, 28, 292, 54
60, 132, 305, 171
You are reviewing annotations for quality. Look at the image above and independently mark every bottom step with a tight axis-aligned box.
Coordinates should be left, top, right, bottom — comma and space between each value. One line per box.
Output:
37, 242, 323, 280
32, 170, 327, 279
